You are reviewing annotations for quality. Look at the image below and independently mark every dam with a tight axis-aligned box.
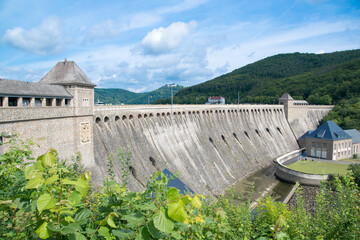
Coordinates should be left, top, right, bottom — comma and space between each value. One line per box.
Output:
0, 60, 333, 196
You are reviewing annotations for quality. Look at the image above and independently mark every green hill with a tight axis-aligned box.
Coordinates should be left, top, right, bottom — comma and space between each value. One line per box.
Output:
94, 84, 184, 105
154, 49, 360, 129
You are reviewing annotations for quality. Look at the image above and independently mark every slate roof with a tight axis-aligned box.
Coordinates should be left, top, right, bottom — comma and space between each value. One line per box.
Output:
0, 79, 72, 98
307, 121, 351, 141
344, 129, 360, 144
39, 60, 96, 87
299, 130, 314, 140
279, 93, 294, 100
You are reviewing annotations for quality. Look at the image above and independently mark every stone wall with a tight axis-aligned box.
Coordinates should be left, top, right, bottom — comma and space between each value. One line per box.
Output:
0, 109, 94, 166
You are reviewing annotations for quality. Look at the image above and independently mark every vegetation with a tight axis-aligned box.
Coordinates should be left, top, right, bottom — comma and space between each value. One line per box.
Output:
155, 49, 360, 130
94, 85, 184, 105
287, 160, 351, 175
1, 140, 360, 239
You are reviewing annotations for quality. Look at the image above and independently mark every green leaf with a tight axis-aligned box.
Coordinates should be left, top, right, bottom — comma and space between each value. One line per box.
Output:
69, 232, 87, 240
167, 188, 181, 202
98, 226, 112, 240
121, 213, 145, 228
146, 221, 163, 239
182, 196, 191, 204
62, 179, 77, 185
36, 221, 52, 239
59, 208, 77, 216
69, 191, 82, 205
191, 195, 202, 208
60, 223, 81, 235
63, 178, 89, 198
24, 165, 36, 179
65, 216, 76, 223
25, 175, 44, 189
141, 226, 152, 239
168, 199, 187, 222
45, 174, 59, 185
47, 222, 61, 233
107, 216, 117, 228
75, 178, 89, 198
153, 207, 174, 233
38, 152, 56, 168
74, 208, 93, 224
112, 229, 134, 238
37, 193, 56, 214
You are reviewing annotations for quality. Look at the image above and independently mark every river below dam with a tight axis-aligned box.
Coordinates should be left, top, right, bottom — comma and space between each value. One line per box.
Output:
225, 164, 294, 204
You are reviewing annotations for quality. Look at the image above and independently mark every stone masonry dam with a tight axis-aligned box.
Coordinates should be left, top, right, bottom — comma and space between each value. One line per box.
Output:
93, 104, 311, 196
0, 61, 333, 197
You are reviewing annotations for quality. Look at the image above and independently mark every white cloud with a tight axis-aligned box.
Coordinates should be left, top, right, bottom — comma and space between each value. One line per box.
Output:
128, 87, 147, 93
141, 21, 197, 54
86, 20, 120, 40
316, 50, 325, 54
85, 13, 161, 42
3, 17, 63, 55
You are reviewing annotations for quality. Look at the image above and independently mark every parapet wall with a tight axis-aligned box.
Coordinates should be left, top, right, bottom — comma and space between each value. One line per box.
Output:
274, 149, 329, 186
93, 104, 299, 196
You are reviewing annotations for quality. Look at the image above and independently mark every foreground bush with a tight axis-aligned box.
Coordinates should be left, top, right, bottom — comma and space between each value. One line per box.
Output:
0, 143, 359, 239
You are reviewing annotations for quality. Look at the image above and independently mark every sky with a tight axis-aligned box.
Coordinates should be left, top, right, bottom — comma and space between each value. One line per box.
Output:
0, 0, 359, 92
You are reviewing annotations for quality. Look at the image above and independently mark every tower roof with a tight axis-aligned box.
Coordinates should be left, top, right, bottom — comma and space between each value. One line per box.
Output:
39, 60, 96, 87
307, 121, 351, 141
279, 93, 294, 100
0, 79, 72, 98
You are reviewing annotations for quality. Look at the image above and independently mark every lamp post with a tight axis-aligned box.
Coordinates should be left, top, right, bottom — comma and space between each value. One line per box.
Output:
168, 84, 176, 115
148, 95, 152, 105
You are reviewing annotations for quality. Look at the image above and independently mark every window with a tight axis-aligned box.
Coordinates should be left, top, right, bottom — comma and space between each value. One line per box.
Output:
316, 142, 321, 158
22, 98, 31, 106
56, 99, 62, 106
46, 98, 53, 106
321, 143, 327, 159
65, 99, 71, 106
35, 98, 42, 106
0, 97, 3, 107
8, 97, 18, 106
311, 142, 316, 157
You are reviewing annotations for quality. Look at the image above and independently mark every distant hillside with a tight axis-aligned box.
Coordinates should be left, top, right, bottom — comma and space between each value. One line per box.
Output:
154, 49, 360, 129
94, 84, 184, 105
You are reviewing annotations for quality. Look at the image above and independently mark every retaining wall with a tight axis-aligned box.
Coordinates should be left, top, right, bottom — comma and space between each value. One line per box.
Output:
274, 149, 329, 186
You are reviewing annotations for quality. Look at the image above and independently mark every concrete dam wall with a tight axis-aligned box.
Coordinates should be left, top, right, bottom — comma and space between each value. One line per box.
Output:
93, 105, 299, 196
287, 105, 334, 139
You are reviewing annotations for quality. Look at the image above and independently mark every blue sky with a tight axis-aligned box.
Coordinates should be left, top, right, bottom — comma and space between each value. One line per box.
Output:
1, 0, 359, 92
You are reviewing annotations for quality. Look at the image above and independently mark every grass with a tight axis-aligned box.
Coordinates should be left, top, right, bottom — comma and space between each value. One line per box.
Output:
338, 158, 360, 163
287, 160, 349, 175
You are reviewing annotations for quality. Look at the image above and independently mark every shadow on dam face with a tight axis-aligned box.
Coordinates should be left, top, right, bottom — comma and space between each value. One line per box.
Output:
225, 164, 293, 204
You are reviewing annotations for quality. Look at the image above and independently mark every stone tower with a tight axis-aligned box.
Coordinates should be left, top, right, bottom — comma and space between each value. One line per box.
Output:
39, 59, 96, 166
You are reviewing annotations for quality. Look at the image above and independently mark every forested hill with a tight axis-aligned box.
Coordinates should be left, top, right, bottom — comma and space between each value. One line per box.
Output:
94, 84, 184, 105
154, 49, 360, 129
165, 49, 360, 104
